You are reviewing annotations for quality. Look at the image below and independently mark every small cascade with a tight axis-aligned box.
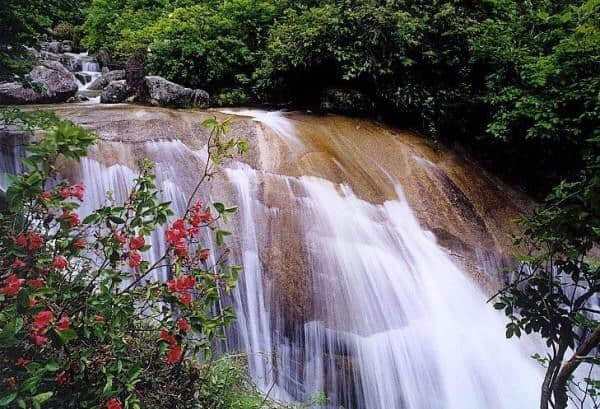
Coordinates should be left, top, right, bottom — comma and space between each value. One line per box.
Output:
72, 52, 102, 103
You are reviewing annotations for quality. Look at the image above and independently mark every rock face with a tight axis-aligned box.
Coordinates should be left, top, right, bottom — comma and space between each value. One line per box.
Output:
320, 88, 375, 116
0, 66, 78, 105
60, 53, 82, 72
40, 60, 71, 75
88, 70, 126, 91
145, 76, 209, 108
100, 80, 128, 103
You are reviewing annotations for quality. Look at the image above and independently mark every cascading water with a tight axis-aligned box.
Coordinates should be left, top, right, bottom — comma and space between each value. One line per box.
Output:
222, 111, 543, 408
0, 106, 549, 408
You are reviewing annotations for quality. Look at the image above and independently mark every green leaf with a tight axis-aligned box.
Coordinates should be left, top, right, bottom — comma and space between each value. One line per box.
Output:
0, 393, 17, 407
45, 362, 60, 372
215, 230, 232, 246
82, 213, 100, 224
56, 328, 77, 344
32, 392, 53, 405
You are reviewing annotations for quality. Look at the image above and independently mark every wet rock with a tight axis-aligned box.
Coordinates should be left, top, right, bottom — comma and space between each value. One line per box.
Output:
61, 40, 73, 53
40, 41, 62, 54
60, 53, 82, 72
100, 80, 129, 104
320, 88, 375, 117
144, 76, 209, 108
40, 60, 71, 75
66, 95, 89, 103
126, 53, 148, 101
87, 70, 125, 91
0, 66, 78, 105
39, 50, 62, 62
75, 72, 92, 84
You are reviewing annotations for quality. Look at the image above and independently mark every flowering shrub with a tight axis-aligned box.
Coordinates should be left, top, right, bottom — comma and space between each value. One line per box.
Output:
0, 110, 248, 409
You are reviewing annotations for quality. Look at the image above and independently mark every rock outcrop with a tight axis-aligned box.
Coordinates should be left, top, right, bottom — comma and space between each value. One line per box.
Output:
100, 80, 128, 104
0, 66, 78, 105
144, 76, 209, 108
88, 70, 126, 91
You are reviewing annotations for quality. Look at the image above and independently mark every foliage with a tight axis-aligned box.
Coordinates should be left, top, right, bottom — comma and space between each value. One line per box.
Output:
494, 135, 600, 409
0, 0, 90, 81
0, 109, 257, 409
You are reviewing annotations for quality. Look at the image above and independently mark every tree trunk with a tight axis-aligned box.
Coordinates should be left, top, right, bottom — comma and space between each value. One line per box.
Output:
553, 325, 600, 409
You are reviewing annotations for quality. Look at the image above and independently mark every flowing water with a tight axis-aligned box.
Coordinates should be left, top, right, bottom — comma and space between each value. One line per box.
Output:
1, 106, 546, 408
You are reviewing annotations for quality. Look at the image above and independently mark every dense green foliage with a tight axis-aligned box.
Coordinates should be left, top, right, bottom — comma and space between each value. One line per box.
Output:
78, 0, 600, 195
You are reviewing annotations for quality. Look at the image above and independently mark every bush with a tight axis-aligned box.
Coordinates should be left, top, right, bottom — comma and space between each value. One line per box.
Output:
0, 109, 252, 409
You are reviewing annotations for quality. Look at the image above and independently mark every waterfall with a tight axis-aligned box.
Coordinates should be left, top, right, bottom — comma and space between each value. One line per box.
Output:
226, 162, 542, 409
0, 107, 548, 408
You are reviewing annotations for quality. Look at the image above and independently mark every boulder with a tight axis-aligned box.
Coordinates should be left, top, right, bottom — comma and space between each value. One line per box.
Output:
100, 80, 129, 104
40, 41, 62, 54
61, 40, 73, 53
75, 72, 92, 84
39, 50, 62, 62
40, 60, 71, 75
0, 66, 78, 105
320, 88, 375, 117
66, 95, 89, 103
144, 76, 209, 108
87, 70, 125, 91
60, 53, 82, 72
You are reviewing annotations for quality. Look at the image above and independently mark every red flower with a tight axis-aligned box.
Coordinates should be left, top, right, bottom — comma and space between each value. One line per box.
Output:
16, 235, 27, 247
31, 334, 48, 346
129, 236, 145, 250
174, 241, 187, 257
51, 256, 68, 270
106, 397, 122, 409
60, 211, 80, 228
71, 182, 84, 201
167, 275, 196, 293
40, 191, 52, 200
15, 357, 30, 366
56, 316, 70, 332
0, 274, 25, 296
94, 315, 105, 323
114, 233, 126, 247
28, 297, 38, 307
129, 251, 142, 268
160, 330, 177, 345
59, 187, 71, 199
166, 345, 182, 364
190, 201, 212, 226
27, 278, 44, 288
199, 249, 210, 261
32, 310, 54, 332
27, 232, 44, 250
11, 258, 26, 269
177, 319, 190, 333
59, 182, 85, 201
73, 238, 86, 249
55, 371, 67, 384
179, 292, 192, 306
166, 219, 188, 246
